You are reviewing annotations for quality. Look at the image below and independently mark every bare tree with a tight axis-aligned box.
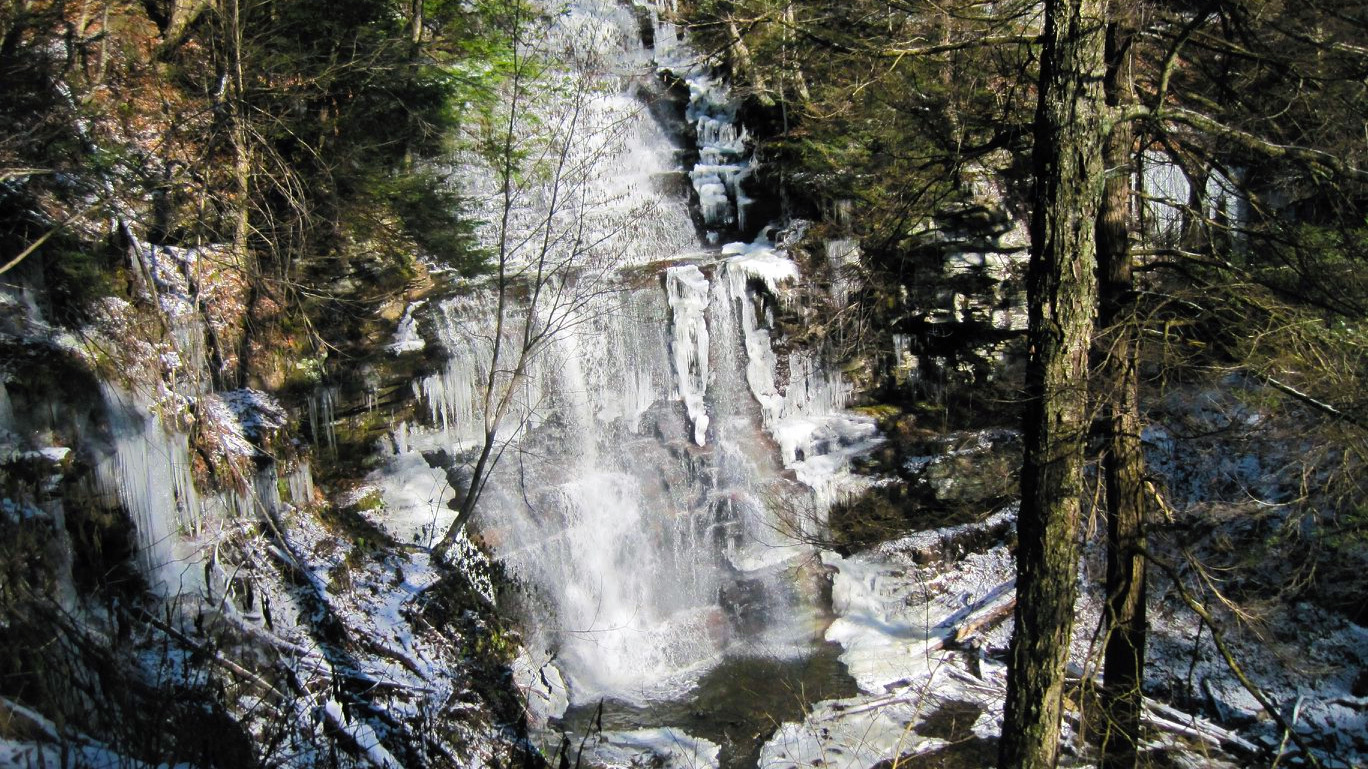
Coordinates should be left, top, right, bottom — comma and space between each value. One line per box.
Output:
433, 4, 669, 558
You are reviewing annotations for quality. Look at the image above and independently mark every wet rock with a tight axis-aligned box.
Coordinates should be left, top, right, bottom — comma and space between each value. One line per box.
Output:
916, 430, 1020, 507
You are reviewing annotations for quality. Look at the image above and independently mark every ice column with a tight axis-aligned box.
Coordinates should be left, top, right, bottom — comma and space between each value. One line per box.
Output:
825, 238, 860, 305
667, 265, 711, 445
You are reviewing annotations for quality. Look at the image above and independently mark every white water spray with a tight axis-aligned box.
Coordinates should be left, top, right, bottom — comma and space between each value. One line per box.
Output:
382, 0, 882, 709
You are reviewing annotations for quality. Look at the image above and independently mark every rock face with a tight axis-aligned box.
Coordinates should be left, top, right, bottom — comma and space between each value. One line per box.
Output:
0, 227, 535, 766
870, 166, 1031, 419
912, 429, 1021, 508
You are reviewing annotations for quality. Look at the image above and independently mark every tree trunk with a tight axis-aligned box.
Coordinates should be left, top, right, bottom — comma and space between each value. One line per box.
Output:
408, 0, 423, 48
1097, 18, 1148, 769
725, 15, 771, 105
998, 1, 1107, 767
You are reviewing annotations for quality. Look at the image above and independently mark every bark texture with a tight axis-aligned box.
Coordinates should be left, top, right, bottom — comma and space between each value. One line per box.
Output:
1097, 18, 1148, 769
999, 0, 1108, 766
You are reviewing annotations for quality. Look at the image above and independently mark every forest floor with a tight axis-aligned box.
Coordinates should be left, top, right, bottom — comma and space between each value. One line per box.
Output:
759, 377, 1368, 769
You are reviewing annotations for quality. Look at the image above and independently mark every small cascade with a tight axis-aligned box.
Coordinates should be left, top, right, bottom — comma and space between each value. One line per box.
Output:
390, 300, 427, 354
711, 241, 881, 527
685, 73, 754, 239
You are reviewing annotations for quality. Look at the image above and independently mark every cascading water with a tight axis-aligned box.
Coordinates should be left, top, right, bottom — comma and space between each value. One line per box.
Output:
381, 0, 882, 759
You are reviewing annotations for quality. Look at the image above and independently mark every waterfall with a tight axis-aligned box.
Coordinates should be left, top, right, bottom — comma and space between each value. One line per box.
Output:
378, 0, 882, 714
405, 251, 863, 703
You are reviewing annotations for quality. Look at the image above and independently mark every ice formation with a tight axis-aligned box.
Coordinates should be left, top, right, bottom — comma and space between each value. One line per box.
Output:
380, 1, 883, 719
667, 264, 711, 445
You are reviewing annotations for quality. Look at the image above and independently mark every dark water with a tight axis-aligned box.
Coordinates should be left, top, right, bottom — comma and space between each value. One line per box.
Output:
554, 641, 858, 768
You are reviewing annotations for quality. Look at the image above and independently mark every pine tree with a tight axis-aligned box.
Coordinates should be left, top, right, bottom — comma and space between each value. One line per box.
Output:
998, 1, 1108, 766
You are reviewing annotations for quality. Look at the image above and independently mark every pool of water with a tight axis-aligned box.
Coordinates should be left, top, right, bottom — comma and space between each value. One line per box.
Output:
552, 641, 858, 768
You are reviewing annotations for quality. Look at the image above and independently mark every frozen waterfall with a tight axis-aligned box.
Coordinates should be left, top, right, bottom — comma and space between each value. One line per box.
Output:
378, 0, 882, 713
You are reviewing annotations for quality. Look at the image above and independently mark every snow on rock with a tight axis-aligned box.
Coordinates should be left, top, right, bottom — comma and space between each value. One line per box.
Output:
757, 512, 1022, 769
189, 388, 289, 494
367, 447, 455, 548
513, 648, 570, 727
195, 394, 259, 473
823, 539, 1015, 694
777, 415, 883, 513
760, 678, 1000, 769
721, 240, 800, 298
215, 389, 285, 442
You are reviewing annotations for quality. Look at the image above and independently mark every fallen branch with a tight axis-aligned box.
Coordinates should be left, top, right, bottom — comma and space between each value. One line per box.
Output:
1144, 698, 1261, 757
953, 593, 1016, 644
1259, 374, 1368, 431
1144, 550, 1323, 769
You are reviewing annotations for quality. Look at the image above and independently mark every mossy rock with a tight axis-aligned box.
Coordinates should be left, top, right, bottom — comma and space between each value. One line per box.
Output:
338, 487, 385, 516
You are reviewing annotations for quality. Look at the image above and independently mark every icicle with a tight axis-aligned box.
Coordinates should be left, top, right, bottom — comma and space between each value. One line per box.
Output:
667, 265, 711, 445
825, 238, 860, 305
307, 386, 338, 451
285, 461, 316, 508
417, 295, 498, 447
98, 384, 204, 595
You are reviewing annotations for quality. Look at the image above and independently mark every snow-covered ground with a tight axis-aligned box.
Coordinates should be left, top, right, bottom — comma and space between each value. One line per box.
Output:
755, 414, 1368, 769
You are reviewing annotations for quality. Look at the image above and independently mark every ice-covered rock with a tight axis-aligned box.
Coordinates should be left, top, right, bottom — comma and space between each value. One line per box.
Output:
580, 728, 720, 769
